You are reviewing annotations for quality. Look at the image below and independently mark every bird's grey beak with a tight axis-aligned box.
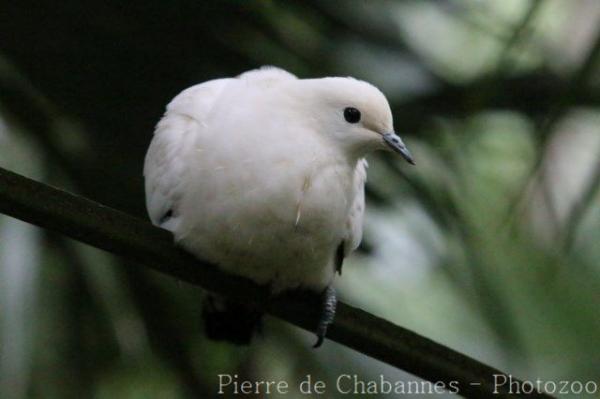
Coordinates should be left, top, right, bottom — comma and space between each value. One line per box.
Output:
383, 133, 415, 165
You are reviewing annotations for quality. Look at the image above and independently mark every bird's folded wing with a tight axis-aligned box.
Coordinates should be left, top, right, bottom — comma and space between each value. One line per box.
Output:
344, 158, 368, 256
143, 79, 231, 230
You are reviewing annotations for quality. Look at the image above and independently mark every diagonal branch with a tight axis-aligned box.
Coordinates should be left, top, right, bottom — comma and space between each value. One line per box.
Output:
0, 166, 552, 399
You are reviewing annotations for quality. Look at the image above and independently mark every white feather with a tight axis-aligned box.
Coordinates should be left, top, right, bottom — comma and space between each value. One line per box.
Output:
345, 158, 368, 256
144, 67, 397, 292
143, 78, 232, 229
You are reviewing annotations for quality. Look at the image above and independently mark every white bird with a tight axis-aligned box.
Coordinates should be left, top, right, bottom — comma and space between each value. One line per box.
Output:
144, 66, 413, 347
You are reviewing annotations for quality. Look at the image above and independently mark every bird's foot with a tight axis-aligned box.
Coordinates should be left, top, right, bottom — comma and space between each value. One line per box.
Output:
313, 285, 337, 348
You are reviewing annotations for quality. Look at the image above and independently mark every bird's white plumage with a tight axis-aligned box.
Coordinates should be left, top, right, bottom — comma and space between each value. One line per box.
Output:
144, 79, 232, 230
345, 158, 367, 257
144, 67, 394, 292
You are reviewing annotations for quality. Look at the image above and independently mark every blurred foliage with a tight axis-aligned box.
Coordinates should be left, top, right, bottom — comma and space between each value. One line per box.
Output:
1, 1, 599, 398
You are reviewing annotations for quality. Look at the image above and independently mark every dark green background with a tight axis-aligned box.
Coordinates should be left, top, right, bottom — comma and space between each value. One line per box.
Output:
0, 1, 599, 398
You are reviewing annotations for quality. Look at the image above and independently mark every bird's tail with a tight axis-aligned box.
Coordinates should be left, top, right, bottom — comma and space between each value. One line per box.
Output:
202, 294, 263, 345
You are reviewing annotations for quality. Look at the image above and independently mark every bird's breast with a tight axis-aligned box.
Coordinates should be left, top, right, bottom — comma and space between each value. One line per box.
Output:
175, 140, 356, 291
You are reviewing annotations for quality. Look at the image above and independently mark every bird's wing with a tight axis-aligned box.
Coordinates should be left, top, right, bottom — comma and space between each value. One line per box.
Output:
143, 78, 231, 230
344, 158, 368, 256
336, 159, 367, 274
144, 66, 298, 231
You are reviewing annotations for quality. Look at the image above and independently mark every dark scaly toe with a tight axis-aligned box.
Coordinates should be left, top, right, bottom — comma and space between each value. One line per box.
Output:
313, 285, 337, 348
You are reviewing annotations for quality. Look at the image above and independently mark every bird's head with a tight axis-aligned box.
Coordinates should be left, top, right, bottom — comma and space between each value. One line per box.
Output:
291, 77, 414, 164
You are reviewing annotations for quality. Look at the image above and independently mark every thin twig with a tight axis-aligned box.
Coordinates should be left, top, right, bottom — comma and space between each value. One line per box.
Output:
493, 0, 543, 75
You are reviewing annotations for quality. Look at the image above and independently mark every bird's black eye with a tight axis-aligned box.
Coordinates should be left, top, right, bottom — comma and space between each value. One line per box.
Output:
344, 107, 361, 123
